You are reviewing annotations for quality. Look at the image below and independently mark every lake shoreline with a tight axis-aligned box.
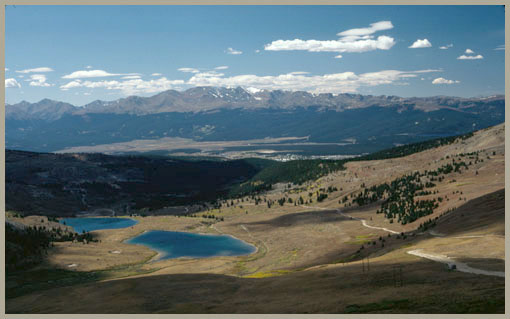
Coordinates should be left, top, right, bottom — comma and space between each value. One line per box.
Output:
125, 229, 257, 262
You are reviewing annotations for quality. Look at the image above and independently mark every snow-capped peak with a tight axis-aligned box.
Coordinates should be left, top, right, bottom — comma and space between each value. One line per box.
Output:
245, 87, 263, 94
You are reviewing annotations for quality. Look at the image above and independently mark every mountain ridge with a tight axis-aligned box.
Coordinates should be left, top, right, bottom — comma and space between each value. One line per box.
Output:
6, 86, 505, 120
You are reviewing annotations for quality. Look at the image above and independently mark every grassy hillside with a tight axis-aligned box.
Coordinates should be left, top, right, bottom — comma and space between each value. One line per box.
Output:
231, 129, 477, 196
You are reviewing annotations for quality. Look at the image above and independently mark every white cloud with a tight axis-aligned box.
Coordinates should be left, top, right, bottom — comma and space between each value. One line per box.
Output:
409, 39, 432, 48
465, 48, 474, 54
337, 21, 393, 37
5, 68, 8, 71
187, 68, 440, 94
255, 49, 261, 53
28, 74, 53, 87
192, 71, 224, 78
266, 36, 395, 53
62, 69, 133, 79
334, 54, 343, 59
439, 44, 453, 50
16, 67, 54, 74
226, 47, 243, 55
5, 78, 21, 88
214, 66, 229, 70
121, 75, 141, 79
151, 73, 162, 76
178, 67, 200, 73
432, 77, 460, 85
265, 21, 395, 54
288, 71, 309, 75
60, 80, 83, 90
85, 65, 93, 69
83, 92, 92, 96
494, 45, 504, 51
457, 54, 483, 60
60, 77, 185, 95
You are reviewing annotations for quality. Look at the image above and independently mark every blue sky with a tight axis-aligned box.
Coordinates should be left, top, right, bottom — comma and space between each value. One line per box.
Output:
5, 5, 505, 105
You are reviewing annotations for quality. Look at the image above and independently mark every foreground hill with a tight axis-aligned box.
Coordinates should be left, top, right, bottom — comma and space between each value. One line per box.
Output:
7, 190, 504, 313
6, 124, 505, 314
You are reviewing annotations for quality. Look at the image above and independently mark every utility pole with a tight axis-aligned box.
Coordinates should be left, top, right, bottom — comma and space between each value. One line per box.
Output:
393, 265, 403, 287
362, 257, 370, 273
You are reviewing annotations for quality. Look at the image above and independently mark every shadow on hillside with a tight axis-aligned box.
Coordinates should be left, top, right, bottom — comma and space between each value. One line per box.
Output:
237, 209, 349, 228
432, 189, 505, 237
239, 189, 504, 238
6, 254, 504, 314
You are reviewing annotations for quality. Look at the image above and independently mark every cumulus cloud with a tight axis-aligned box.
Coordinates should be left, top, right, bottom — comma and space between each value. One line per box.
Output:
60, 69, 440, 95
439, 44, 453, 50
60, 80, 83, 90
265, 21, 395, 54
28, 74, 53, 87
432, 77, 460, 85
465, 48, 474, 54
178, 68, 200, 73
16, 67, 54, 73
60, 77, 185, 95
62, 69, 134, 79
214, 66, 229, 70
334, 54, 343, 59
409, 39, 432, 48
5, 78, 21, 88
457, 54, 483, 60
226, 47, 243, 55
187, 68, 440, 94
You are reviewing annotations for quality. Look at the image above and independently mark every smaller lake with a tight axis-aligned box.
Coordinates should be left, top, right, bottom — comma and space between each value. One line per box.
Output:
126, 230, 256, 260
60, 217, 138, 233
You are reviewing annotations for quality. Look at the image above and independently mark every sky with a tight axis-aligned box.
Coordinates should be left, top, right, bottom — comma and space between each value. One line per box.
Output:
4, 5, 505, 105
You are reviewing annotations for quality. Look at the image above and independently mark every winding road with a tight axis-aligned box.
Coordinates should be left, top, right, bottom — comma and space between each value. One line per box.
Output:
301, 205, 504, 278
407, 249, 504, 278
301, 205, 400, 234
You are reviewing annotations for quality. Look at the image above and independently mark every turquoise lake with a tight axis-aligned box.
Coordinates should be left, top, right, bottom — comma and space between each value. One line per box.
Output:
60, 217, 138, 233
126, 230, 256, 260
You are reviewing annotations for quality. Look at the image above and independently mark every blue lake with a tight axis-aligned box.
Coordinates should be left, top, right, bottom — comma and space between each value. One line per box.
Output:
60, 217, 138, 233
126, 230, 256, 260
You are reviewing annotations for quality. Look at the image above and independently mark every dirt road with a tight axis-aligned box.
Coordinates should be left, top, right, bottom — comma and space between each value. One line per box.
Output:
407, 249, 504, 278
300, 205, 400, 234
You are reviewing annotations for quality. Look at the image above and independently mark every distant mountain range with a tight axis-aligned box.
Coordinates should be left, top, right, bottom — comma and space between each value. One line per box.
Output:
6, 87, 505, 154
7, 86, 505, 119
